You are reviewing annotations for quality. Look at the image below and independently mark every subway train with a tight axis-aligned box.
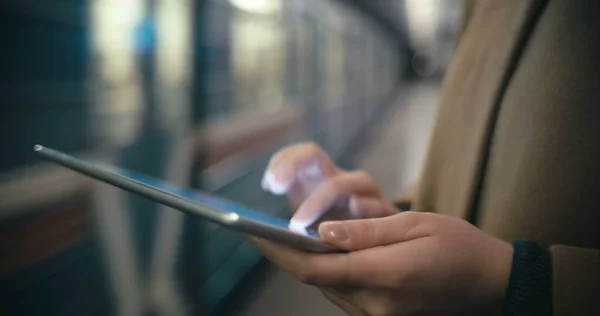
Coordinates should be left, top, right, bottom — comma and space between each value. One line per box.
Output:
0, 0, 410, 315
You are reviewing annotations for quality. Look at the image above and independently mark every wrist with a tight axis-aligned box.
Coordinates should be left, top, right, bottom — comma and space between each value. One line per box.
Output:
471, 237, 514, 316
489, 238, 515, 315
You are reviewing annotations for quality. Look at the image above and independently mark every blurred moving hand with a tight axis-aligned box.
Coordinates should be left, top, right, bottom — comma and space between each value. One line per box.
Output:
257, 143, 513, 315
261, 142, 397, 233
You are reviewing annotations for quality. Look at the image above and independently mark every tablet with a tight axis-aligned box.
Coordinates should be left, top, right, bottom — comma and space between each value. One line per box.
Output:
34, 145, 338, 253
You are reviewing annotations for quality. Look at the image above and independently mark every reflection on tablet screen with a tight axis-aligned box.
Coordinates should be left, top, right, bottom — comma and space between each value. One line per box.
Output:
109, 166, 321, 238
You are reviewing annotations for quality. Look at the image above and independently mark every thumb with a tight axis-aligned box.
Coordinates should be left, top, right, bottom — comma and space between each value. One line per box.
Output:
318, 212, 430, 251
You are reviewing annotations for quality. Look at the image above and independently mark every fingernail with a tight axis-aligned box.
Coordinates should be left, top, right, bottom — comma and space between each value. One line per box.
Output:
263, 172, 289, 195
261, 175, 269, 191
289, 220, 309, 236
321, 222, 348, 242
261, 171, 273, 191
269, 180, 289, 195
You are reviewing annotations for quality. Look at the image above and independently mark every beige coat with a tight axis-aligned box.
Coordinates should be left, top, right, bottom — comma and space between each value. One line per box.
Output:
402, 1, 600, 314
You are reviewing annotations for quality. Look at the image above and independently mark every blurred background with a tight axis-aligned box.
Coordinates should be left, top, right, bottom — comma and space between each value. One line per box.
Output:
0, 0, 464, 315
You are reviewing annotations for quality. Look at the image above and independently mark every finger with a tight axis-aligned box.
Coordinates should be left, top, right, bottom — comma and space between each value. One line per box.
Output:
245, 234, 261, 246
349, 196, 398, 219
253, 236, 404, 287
290, 171, 382, 230
251, 237, 352, 285
253, 220, 441, 288
261, 142, 337, 195
262, 142, 326, 194
318, 212, 434, 251
287, 181, 306, 211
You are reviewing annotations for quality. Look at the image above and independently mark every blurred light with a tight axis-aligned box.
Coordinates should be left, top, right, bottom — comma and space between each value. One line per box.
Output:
91, 0, 144, 87
405, 0, 440, 47
230, 3, 285, 112
229, 0, 280, 15
133, 17, 157, 53
155, 0, 193, 132
90, 0, 145, 147
156, 0, 191, 85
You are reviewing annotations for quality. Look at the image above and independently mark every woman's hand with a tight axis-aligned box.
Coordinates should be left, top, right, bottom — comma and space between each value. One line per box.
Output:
251, 211, 514, 316
261, 142, 396, 233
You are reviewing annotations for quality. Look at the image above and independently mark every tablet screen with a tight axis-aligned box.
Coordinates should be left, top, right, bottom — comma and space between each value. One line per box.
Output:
109, 166, 321, 238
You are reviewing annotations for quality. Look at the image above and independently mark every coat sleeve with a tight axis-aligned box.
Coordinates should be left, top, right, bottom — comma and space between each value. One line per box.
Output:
503, 242, 600, 316
550, 245, 600, 315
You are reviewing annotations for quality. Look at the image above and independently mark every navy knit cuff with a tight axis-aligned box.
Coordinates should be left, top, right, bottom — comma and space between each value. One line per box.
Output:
393, 202, 411, 212
503, 240, 553, 316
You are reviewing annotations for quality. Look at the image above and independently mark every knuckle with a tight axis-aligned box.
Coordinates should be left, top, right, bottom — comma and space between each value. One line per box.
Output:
289, 141, 322, 158
303, 141, 323, 154
329, 175, 343, 187
351, 170, 381, 194
356, 170, 376, 184
326, 176, 345, 192
267, 151, 285, 167
361, 219, 377, 246
399, 210, 420, 223
272, 142, 312, 161
354, 170, 372, 181
304, 142, 334, 165
346, 219, 376, 249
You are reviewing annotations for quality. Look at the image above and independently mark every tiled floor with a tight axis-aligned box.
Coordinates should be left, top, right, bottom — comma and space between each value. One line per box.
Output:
234, 80, 442, 316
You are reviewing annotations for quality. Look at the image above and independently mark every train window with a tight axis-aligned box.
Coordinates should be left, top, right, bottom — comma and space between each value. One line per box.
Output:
230, 0, 286, 114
